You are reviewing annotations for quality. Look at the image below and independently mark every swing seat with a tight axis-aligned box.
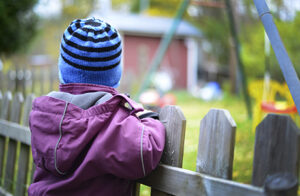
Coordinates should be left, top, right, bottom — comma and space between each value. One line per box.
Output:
261, 101, 297, 114
249, 80, 299, 131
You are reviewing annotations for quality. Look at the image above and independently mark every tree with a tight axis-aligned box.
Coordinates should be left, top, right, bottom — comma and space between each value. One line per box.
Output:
28, 0, 97, 59
60, 0, 96, 21
0, 0, 39, 56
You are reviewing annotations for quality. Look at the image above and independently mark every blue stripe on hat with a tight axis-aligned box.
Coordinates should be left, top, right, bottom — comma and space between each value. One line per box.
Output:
67, 23, 116, 39
60, 54, 121, 71
62, 33, 121, 52
65, 31, 121, 48
59, 55, 122, 87
60, 44, 122, 62
60, 37, 122, 58
64, 28, 118, 44
60, 47, 122, 68
76, 28, 115, 39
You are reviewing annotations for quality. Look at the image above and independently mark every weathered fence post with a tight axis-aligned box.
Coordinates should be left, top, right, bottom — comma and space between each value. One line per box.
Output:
39, 68, 44, 95
15, 94, 35, 196
10, 93, 24, 123
49, 67, 54, 92
7, 70, 16, 93
0, 71, 3, 92
0, 92, 12, 120
150, 105, 186, 196
196, 109, 236, 180
22, 94, 34, 127
16, 70, 25, 95
24, 70, 32, 96
0, 91, 2, 113
0, 92, 12, 186
4, 92, 24, 192
264, 173, 298, 196
252, 114, 300, 189
31, 68, 36, 94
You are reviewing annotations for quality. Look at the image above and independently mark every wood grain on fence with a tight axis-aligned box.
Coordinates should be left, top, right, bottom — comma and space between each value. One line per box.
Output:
0, 92, 12, 186
0, 72, 3, 91
15, 94, 34, 196
15, 144, 30, 196
31, 69, 36, 93
2, 68, 60, 96
139, 164, 264, 196
4, 93, 24, 192
0, 120, 31, 145
0, 92, 12, 120
0, 91, 2, 117
196, 109, 236, 179
159, 106, 186, 167
0, 119, 34, 192
22, 94, 34, 127
10, 93, 24, 123
136, 105, 186, 196
150, 106, 186, 196
39, 69, 44, 95
252, 114, 300, 187
7, 71, 16, 92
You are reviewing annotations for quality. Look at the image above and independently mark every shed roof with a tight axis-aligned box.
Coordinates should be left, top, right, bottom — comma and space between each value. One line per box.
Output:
91, 12, 202, 38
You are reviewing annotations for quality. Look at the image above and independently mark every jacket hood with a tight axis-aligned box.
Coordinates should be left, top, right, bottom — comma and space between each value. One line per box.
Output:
47, 91, 113, 110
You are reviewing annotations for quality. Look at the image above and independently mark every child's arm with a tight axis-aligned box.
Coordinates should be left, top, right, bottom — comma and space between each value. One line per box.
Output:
98, 115, 165, 180
138, 117, 165, 177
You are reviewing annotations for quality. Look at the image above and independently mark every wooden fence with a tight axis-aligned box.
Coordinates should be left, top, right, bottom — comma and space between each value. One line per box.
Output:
0, 67, 59, 97
0, 91, 299, 196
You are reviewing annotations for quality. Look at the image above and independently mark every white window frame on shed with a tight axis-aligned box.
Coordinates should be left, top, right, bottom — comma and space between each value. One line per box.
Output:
186, 38, 200, 93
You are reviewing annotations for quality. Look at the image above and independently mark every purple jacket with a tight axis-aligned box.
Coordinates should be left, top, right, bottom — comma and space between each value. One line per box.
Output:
28, 83, 165, 196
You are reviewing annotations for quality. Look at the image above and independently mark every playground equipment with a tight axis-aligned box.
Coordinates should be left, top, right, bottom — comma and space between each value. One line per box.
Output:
250, 1, 298, 129
253, 0, 300, 117
250, 0, 297, 128
249, 80, 298, 129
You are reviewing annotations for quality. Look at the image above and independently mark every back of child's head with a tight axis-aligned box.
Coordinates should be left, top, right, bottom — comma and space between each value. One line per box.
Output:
58, 18, 122, 88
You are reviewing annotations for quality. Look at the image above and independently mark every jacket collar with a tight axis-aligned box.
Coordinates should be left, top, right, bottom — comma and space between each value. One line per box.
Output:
59, 83, 118, 95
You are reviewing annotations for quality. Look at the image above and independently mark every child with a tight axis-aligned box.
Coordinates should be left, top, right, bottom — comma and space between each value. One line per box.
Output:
28, 18, 165, 196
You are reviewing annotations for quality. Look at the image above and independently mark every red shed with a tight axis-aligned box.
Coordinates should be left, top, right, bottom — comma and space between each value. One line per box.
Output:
93, 11, 202, 92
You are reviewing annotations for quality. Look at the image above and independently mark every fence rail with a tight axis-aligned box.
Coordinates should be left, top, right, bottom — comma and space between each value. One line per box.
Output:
0, 91, 299, 196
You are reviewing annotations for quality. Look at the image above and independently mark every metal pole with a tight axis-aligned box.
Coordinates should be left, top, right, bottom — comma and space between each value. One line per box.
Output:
135, 0, 190, 99
225, 0, 252, 119
253, 0, 300, 116
139, 0, 149, 13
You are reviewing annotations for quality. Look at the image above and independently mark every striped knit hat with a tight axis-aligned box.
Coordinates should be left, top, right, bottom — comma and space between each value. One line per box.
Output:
58, 18, 122, 88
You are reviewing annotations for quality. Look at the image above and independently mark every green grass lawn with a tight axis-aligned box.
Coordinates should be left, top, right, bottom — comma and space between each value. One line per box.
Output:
140, 90, 256, 195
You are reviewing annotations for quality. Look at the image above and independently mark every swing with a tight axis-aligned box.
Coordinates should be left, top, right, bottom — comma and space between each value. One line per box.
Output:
250, 78, 298, 130
261, 74, 297, 114
250, 73, 298, 132
250, 28, 299, 130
